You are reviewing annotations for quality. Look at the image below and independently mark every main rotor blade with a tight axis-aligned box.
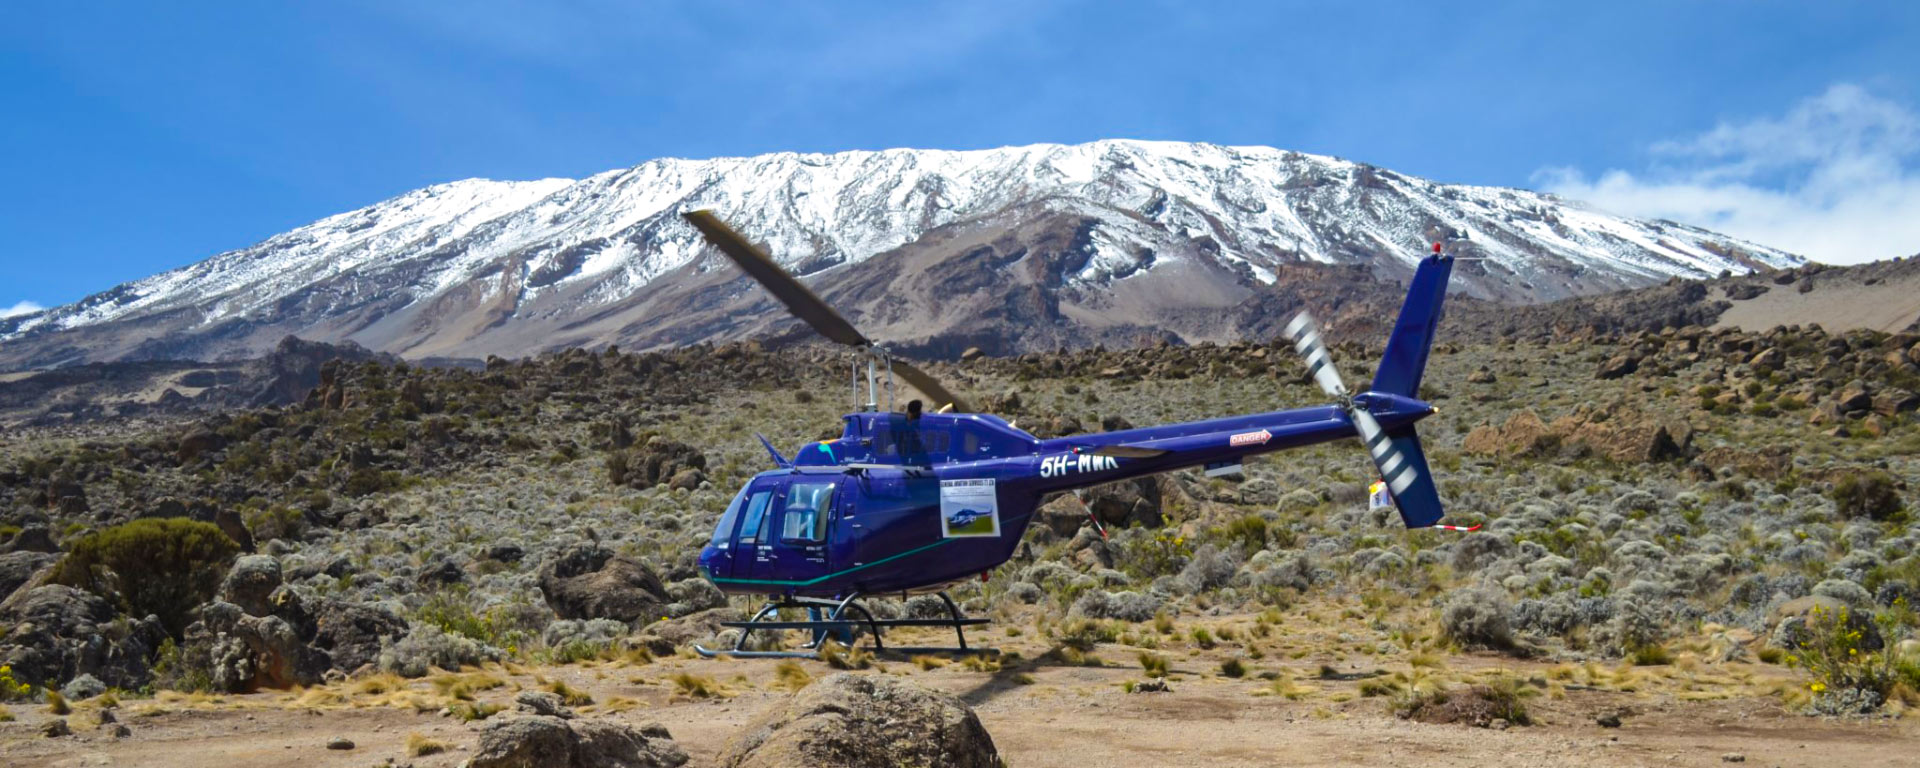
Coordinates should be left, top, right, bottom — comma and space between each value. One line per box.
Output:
1283, 311, 1349, 398
682, 209, 870, 348
891, 359, 970, 414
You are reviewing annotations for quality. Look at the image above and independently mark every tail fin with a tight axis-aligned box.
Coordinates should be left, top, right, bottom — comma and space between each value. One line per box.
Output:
1371, 248, 1455, 398
1376, 424, 1445, 528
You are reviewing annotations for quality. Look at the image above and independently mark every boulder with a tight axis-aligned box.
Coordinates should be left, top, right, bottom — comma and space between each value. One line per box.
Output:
539, 545, 671, 624
0, 585, 167, 690
469, 689, 687, 768
1081, 477, 1163, 528
2, 524, 59, 554
176, 427, 226, 463
1461, 411, 1556, 457
219, 555, 283, 616
192, 600, 332, 691
609, 439, 708, 490
1596, 354, 1639, 379
310, 598, 408, 671
0, 550, 57, 600
1836, 380, 1874, 414
667, 469, 706, 492
1035, 493, 1089, 538
718, 673, 999, 768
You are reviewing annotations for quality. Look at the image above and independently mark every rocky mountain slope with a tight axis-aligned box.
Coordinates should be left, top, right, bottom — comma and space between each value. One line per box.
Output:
0, 141, 1801, 370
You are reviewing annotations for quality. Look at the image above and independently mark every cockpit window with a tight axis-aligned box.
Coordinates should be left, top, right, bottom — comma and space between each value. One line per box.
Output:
738, 491, 772, 543
781, 482, 835, 543
709, 486, 750, 546
872, 427, 950, 459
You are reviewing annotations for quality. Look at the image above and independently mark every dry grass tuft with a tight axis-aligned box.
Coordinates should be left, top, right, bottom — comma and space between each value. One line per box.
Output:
546, 679, 593, 707
407, 732, 450, 757
773, 660, 813, 692
671, 672, 731, 699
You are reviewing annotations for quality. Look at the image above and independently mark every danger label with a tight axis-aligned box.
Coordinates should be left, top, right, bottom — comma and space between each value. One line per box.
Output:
1229, 429, 1272, 447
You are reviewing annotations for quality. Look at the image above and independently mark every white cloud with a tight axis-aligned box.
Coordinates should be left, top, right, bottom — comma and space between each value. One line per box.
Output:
1536, 84, 1920, 265
1, 301, 44, 318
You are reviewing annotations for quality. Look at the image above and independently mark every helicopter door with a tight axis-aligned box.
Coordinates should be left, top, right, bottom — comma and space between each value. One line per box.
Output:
761, 478, 840, 585
725, 481, 779, 580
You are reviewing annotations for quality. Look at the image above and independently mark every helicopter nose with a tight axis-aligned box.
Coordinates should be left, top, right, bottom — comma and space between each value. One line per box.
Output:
697, 545, 725, 578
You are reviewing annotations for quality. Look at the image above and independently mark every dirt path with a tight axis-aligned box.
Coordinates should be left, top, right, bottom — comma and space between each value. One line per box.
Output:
4, 650, 1914, 768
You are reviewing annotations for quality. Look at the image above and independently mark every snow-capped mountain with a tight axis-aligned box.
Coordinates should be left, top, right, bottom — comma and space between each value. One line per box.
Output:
0, 140, 1801, 369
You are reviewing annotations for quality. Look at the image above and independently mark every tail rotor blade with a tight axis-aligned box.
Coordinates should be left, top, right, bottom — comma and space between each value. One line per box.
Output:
891, 359, 970, 414
683, 210, 870, 348
1284, 312, 1348, 398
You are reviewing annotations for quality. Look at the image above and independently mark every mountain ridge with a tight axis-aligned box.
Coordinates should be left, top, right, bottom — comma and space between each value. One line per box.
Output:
0, 140, 1804, 370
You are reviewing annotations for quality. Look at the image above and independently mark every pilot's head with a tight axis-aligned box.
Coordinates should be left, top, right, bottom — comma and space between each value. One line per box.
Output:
907, 399, 923, 420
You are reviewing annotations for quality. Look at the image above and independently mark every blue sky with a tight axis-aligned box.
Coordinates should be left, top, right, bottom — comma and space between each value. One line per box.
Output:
4, 1, 1918, 315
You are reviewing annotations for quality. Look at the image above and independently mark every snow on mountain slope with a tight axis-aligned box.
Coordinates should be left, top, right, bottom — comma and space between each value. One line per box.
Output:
0, 140, 1802, 369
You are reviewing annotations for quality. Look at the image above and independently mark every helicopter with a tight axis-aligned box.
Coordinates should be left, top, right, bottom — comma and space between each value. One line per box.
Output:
681, 210, 1464, 658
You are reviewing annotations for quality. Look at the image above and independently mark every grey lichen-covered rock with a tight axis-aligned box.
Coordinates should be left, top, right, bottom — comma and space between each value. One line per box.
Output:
0, 550, 57, 601
219, 555, 283, 616
0, 584, 168, 690
468, 698, 687, 768
311, 598, 408, 671
59, 673, 106, 700
718, 673, 998, 768
193, 600, 333, 691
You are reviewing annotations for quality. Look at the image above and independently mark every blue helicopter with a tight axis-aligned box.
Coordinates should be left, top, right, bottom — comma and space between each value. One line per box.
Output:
682, 210, 1461, 658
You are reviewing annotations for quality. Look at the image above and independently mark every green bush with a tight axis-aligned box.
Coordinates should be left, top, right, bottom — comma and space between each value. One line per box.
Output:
1830, 470, 1903, 521
49, 519, 239, 636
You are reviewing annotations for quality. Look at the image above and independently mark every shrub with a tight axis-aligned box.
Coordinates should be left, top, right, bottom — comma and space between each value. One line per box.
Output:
1137, 652, 1170, 678
1220, 658, 1247, 678
1070, 590, 1163, 623
1058, 618, 1120, 651
378, 625, 504, 678
1440, 587, 1515, 651
1787, 601, 1913, 715
0, 665, 34, 702
48, 519, 238, 636
1831, 471, 1903, 521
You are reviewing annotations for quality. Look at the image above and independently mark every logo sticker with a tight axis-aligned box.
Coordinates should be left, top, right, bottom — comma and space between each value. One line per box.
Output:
1229, 429, 1272, 447
939, 479, 1000, 538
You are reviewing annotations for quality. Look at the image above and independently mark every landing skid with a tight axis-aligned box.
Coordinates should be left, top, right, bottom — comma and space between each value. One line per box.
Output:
694, 592, 996, 659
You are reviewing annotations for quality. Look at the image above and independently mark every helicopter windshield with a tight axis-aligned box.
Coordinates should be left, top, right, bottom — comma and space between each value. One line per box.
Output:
709, 484, 752, 546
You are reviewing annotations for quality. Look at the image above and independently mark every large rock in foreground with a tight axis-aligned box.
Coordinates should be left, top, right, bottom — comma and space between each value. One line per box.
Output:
469, 691, 687, 768
719, 673, 998, 768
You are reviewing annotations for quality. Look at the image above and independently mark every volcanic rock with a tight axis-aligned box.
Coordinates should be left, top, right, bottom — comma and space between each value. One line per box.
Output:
538, 545, 671, 624
718, 673, 998, 768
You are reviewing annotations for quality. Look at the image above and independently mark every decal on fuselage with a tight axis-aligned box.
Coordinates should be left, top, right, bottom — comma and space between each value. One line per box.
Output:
1038, 453, 1120, 479
1229, 429, 1272, 447
939, 478, 1000, 538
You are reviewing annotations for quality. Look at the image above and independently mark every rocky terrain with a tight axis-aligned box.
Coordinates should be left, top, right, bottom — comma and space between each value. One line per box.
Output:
0, 140, 1804, 371
2, 262, 1919, 764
